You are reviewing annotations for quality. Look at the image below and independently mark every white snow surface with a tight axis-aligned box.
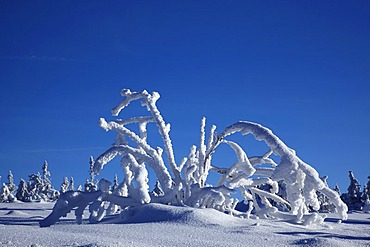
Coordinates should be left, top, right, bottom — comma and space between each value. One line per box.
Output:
0, 202, 369, 246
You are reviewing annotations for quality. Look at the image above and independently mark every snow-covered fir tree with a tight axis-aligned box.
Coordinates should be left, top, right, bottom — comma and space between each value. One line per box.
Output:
341, 171, 363, 210
42, 161, 51, 187
60, 177, 69, 193
16, 178, 31, 202
112, 174, 119, 192
7, 170, 17, 194
39, 161, 59, 201
361, 174, 370, 201
151, 180, 164, 197
362, 174, 370, 212
84, 156, 98, 192
89, 156, 96, 184
69, 177, 75, 191
0, 183, 16, 202
28, 173, 43, 201
333, 184, 341, 195
89, 156, 94, 178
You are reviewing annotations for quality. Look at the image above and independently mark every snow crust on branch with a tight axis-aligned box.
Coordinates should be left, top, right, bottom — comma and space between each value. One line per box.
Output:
94, 144, 172, 194
110, 89, 181, 184
219, 121, 348, 221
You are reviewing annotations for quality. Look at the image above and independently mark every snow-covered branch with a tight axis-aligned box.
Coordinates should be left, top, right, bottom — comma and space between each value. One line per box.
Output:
95, 144, 173, 193
110, 89, 181, 184
219, 121, 348, 220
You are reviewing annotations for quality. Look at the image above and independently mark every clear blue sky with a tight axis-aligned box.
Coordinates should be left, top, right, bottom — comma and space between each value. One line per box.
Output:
0, 1, 369, 193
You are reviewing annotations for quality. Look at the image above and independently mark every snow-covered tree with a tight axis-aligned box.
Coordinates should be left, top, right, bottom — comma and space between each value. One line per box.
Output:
16, 178, 31, 202
151, 180, 164, 197
69, 177, 75, 191
362, 174, 370, 202
341, 171, 363, 210
42, 161, 51, 185
84, 157, 98, 192
28, 173, 44, 201
333, 184, 341, 195
89, 156, 95, 180
0, 183, 16, 202
60, 177, 69, 193
39, 161, 59, 201
7, 170, 17, 194
112, 174, 119, 192
362, 174, 370, 212
5, 162, 59, 202
41, 89, 348, 227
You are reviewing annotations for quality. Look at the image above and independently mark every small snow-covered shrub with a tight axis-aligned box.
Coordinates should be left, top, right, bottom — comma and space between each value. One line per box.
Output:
0, 171, 18, 203
0, 183, 16, 202
40, 89, 348, 227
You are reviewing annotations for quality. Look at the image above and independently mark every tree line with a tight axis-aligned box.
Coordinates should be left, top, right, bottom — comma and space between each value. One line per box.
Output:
1, 160, 369, 213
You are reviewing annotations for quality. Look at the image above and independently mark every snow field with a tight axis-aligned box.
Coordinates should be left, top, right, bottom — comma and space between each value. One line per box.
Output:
0, 202, 369, 247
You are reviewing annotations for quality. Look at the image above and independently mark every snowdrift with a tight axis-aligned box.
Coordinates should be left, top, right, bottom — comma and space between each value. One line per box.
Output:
1, 202, 370, 246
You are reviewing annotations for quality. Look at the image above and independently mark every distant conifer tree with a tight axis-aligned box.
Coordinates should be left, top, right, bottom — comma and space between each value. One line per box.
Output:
341, 171, 363, 210
7, 170, 17, 193
16, 178, 31, 202
60, 177, 69, 193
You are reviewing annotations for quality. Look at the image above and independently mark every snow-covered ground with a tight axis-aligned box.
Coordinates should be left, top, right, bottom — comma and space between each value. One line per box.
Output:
0, 202, 369, 246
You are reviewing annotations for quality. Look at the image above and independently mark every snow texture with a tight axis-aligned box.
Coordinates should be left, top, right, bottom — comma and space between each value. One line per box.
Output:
0, 202, 369, 247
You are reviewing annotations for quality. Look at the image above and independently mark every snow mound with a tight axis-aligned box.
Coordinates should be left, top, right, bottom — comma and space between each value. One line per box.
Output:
5, 210, 29, 216
118, 203, 245, 226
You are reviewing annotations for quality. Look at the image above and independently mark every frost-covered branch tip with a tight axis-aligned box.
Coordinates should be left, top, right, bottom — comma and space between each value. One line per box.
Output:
111, 89, 148, 116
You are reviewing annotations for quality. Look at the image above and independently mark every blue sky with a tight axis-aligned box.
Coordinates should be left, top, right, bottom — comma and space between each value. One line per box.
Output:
0, 1, 369, 193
